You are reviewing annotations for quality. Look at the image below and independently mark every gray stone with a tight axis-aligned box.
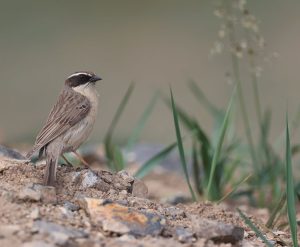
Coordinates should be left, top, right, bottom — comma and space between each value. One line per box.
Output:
81, 170, 99, 188
115, 199, 128, 206
132, 178, 148, 198
22, 241, 56, 247
59, 206, 75, 219
72, 170, 111, 192
190, 216, 244, 244
63, 201, 80, 211
118, 234, 136, 241
113, 171, 134, 192
33, 220, 88, 245
32, 184, 57, 204
98, 170, 113, 184
120, 189, 128, 195
107, 236, 186, 247
174, 226, 195, 243
71, 171, 81, 183
117, 170, 134, 184
18, 185, 41, 202
18, 184, 57, 204
29, 207, 40, 220
0, 145, 25, 160
163, 194, 191, 205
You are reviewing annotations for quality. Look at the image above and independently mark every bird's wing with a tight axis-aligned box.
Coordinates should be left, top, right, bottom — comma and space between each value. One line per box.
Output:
27, 88, 91, 158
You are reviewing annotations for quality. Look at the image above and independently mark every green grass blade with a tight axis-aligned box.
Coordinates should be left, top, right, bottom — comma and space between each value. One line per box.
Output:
192, 139, 202, 195
237, 208, 274, 247
221, 157, 240, 186
187, 79, 226, 147
104, 82, 135, 170
135, 142, 177, 179
170, 87, 197, 201
206, 89, 235, 199
285, 115, 298, 247
126, 91, 159, 150
105, 82, 135, 142
188, 79, 220, 116
266, 193, 286, 228
217, 174, 252, 204
162, 96, 210, 148
113, 145, 125, 171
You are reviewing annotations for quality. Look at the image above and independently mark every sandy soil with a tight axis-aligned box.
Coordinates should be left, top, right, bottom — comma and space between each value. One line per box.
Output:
0, 157, 294, 247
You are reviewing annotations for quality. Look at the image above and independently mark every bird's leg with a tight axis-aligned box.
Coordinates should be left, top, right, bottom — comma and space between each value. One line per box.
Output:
61, 155, 73, 167
73, 151, 90, 168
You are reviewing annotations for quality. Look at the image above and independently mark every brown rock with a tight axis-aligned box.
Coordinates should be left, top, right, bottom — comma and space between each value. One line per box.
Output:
117, 170, 134, 184
18, 183, 57, 204
113, 171, 134, 192
0, 224, 20, 237
18, 185, 41, 202
190, 216, 244, 244
79, 197, 165, 236
32, 184, 57, 204
33, 220, 88, 245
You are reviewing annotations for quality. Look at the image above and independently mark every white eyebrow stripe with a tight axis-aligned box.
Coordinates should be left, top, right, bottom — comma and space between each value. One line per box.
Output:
67, 72, 92, 79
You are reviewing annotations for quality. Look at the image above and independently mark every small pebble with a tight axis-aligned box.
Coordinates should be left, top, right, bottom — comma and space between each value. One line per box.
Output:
29, 208, 40, 220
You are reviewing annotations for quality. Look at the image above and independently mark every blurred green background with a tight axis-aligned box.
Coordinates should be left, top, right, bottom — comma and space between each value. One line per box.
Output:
0, 0, 299, 145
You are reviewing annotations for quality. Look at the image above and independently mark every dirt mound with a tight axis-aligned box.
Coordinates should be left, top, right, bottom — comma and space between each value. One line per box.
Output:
0, 158, 271, 246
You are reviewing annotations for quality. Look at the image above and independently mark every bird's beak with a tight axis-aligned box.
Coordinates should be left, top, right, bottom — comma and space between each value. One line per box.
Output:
90, 75, 102, 82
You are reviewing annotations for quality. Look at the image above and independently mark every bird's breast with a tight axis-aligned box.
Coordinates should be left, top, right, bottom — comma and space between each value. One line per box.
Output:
62, 85, 99, 152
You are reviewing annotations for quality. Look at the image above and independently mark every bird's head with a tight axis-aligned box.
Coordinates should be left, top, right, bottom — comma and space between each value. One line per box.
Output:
65, 71, 102, 88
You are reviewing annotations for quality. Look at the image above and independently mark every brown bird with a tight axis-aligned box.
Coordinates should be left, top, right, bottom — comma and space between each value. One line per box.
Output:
26, 71, 102, 186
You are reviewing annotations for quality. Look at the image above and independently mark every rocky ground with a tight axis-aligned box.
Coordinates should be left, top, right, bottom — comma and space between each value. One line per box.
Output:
0, 149, 293, 246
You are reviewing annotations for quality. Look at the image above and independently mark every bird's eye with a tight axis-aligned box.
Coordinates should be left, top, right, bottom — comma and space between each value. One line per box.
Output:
78, 104, 87, 110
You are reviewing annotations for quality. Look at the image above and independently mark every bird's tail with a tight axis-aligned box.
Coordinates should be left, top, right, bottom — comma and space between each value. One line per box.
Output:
26, 146, 45, 160
26, 148, 35, 160
44, 156, 57, 186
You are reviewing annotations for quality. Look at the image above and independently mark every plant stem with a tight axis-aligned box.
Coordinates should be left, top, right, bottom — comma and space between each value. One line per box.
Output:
226, 2, 258, 169
250, 66, 263, 125
249, 55, 271, 164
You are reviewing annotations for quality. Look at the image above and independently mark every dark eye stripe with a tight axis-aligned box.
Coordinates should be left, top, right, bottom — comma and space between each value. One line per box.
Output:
66, 74, 92, 87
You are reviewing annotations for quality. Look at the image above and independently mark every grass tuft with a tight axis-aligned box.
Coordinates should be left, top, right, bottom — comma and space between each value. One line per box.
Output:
135, 142, 177, 179
104, 82, 135, 171
285, 115, 298, 247
237, 208, 274, 247
126, 91, 159, 150
170, 87, 197, 201
206, 88, 235, 199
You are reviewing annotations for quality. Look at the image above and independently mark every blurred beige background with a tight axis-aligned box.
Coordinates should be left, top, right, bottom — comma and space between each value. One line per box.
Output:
0, 0, 299, 145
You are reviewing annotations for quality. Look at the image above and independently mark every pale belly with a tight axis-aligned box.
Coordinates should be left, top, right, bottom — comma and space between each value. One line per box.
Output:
61, 84, 98, 154
62, 120, 93, 153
